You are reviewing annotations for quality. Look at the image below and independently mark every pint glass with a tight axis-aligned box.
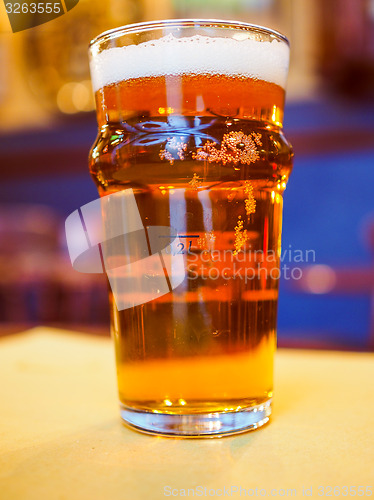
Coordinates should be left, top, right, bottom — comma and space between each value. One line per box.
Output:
88, 20, 293, 436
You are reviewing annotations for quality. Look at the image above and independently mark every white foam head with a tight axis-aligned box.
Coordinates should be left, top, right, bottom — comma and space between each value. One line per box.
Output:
90, 34, 289, 93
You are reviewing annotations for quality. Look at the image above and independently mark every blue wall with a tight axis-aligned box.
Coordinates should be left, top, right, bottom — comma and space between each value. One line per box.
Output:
278, 150, 374, 347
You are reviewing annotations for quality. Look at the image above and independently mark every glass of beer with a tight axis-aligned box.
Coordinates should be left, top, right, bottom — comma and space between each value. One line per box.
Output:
88, 19, 293, 437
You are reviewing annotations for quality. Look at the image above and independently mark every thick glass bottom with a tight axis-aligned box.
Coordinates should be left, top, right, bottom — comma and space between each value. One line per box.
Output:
120, 399, 271, 437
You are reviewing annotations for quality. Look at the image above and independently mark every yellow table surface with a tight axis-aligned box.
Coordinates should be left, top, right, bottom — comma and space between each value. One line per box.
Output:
0, 328, 373, 500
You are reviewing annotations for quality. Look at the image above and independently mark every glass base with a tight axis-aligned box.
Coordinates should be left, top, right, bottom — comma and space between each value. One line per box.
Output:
120, 399, 271, 437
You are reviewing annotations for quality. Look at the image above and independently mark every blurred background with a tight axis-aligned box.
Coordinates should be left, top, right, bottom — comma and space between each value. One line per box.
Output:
0, 0, 373, 350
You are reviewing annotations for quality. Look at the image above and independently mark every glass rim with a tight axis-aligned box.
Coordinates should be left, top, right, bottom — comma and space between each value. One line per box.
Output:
89, 18, 289, 51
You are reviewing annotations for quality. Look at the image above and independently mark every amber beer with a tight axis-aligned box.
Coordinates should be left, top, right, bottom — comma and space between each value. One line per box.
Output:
89, 20, 292, 436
